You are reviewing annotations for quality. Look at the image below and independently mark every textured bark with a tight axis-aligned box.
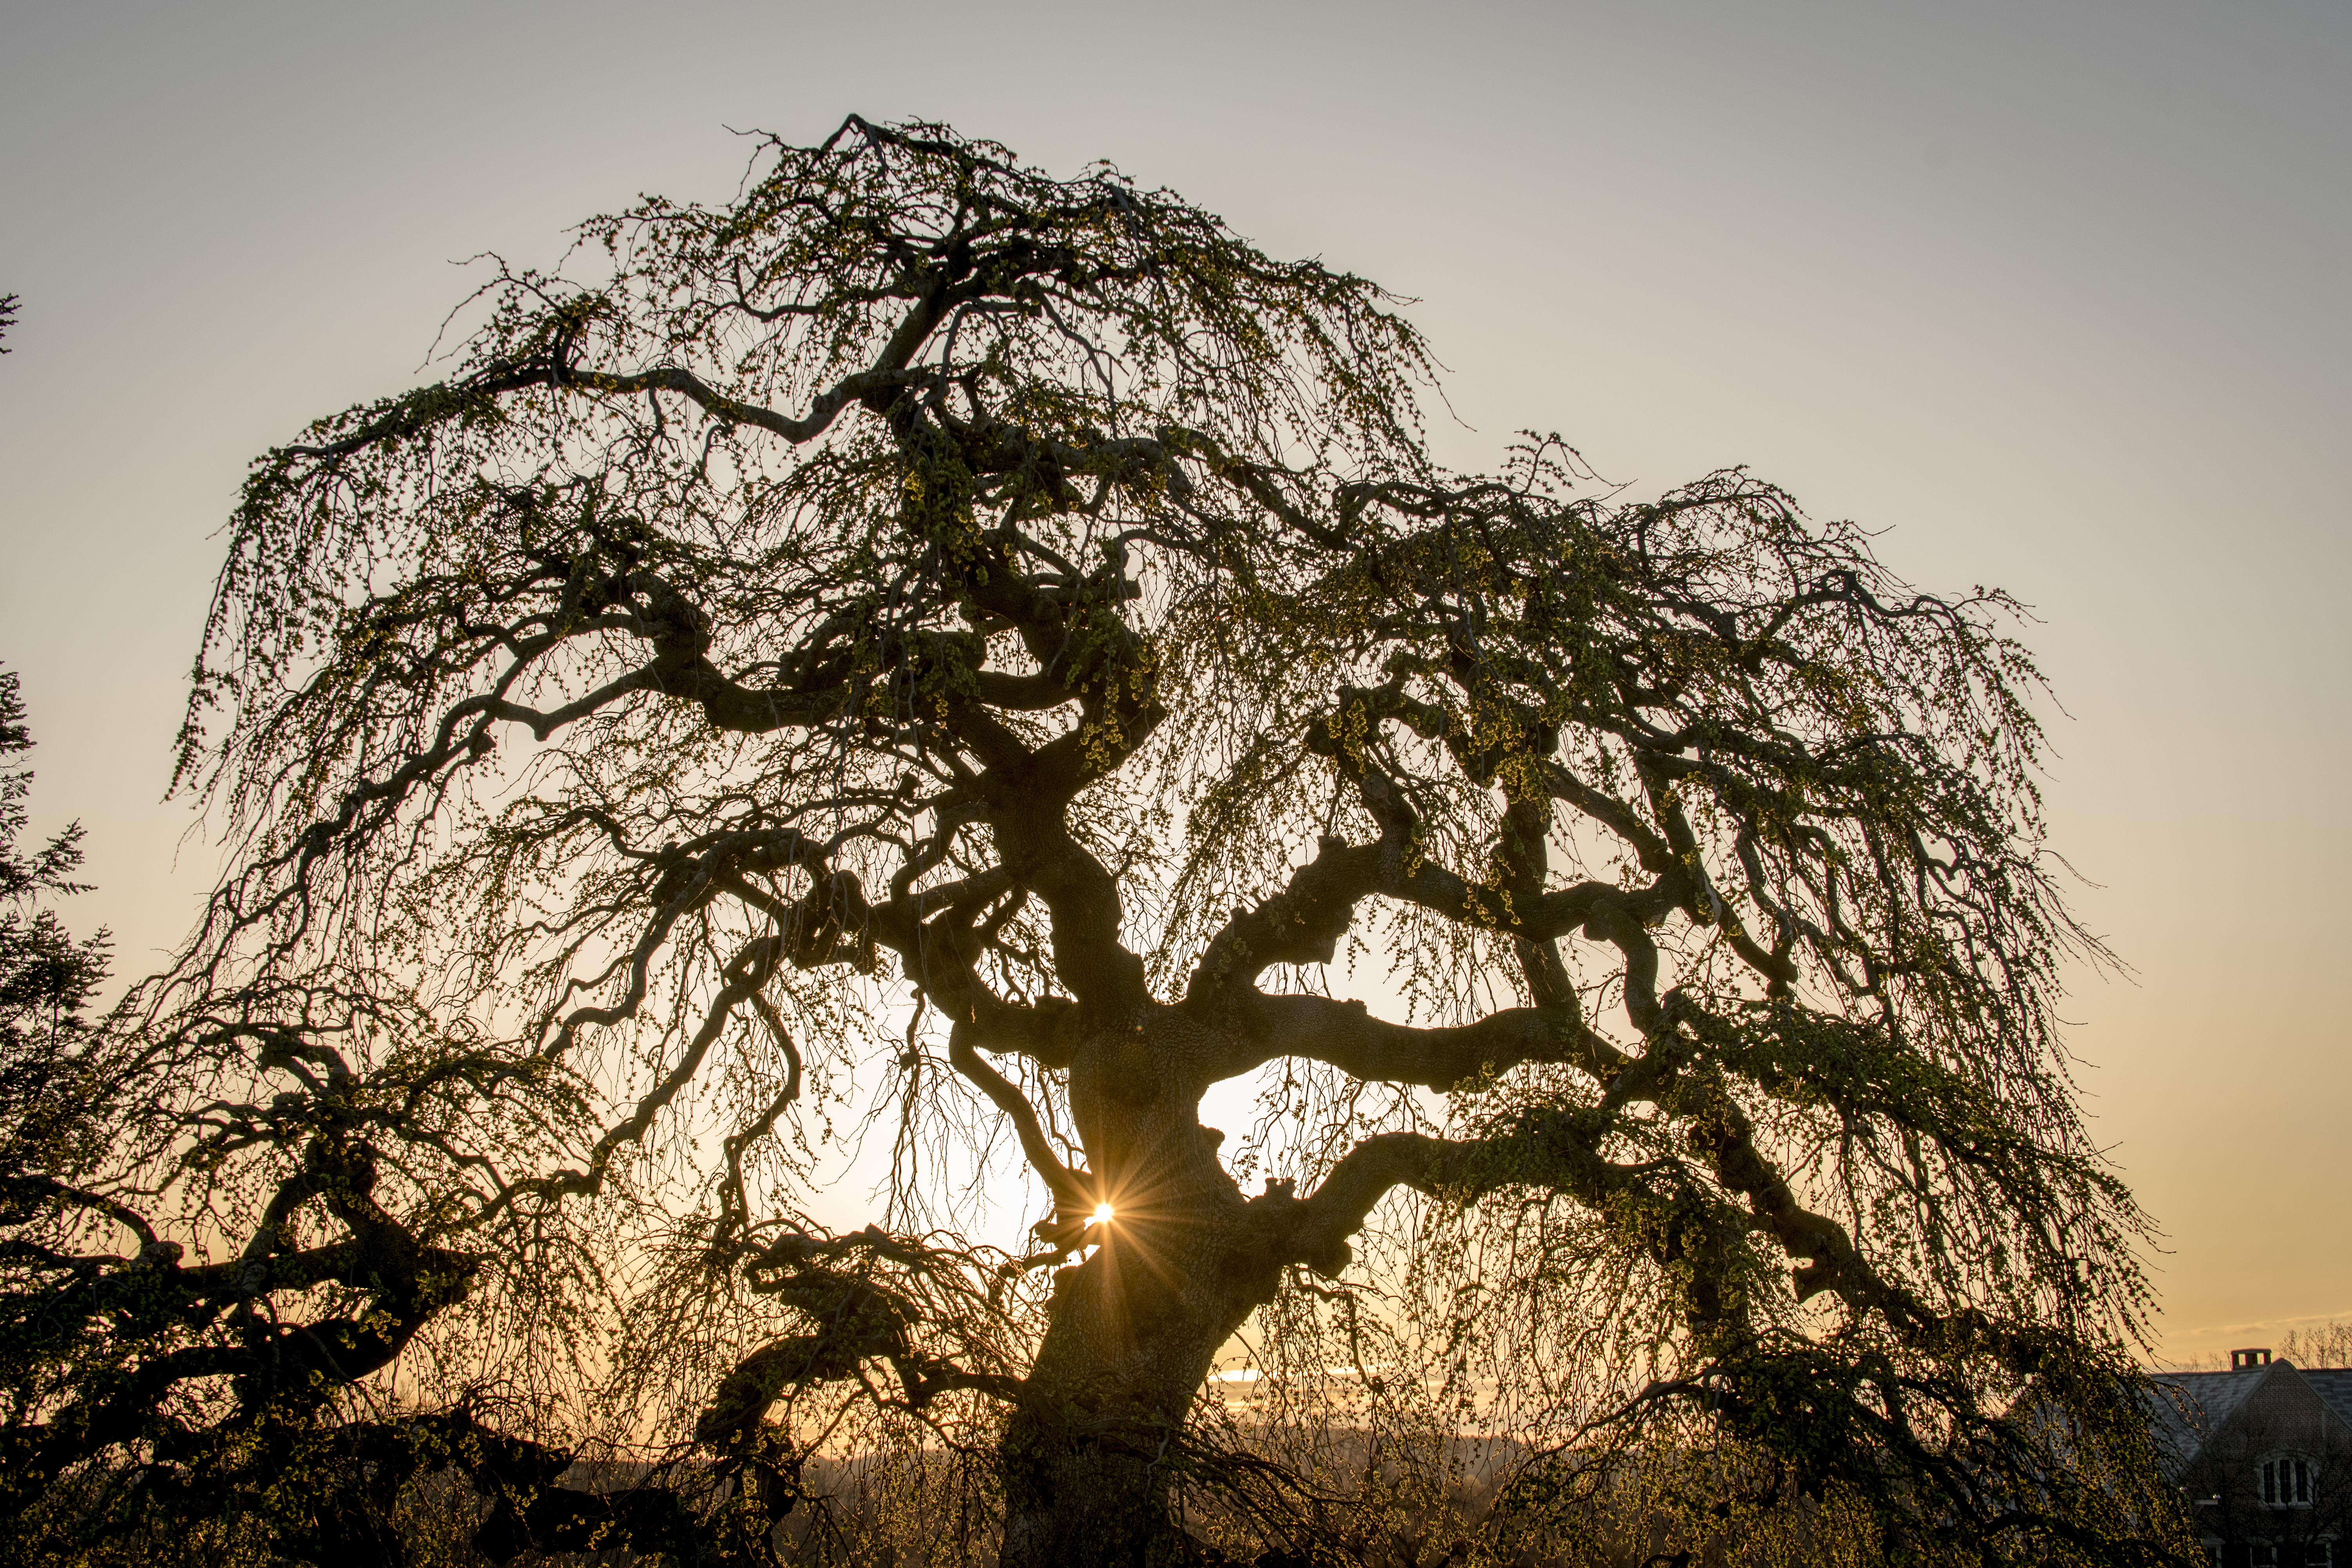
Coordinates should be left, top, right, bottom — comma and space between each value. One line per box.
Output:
998, 1009, 1283, 1568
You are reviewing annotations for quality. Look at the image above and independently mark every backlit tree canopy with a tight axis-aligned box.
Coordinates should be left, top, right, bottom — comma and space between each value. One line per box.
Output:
0, 120, 2189, 1566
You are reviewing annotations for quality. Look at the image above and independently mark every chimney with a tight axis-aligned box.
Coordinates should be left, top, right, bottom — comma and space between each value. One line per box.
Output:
2231, 1348, 2272, 1370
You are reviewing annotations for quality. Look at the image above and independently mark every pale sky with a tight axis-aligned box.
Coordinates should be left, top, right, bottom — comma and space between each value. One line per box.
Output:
1, 0, 2345, 1366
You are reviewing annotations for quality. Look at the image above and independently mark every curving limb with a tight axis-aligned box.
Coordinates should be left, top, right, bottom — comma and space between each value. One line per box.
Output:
4, 117, 2174, 1568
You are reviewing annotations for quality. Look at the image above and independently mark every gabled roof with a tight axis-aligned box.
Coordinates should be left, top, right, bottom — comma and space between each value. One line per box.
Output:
2303, 1369, 2352, 1432
2148, 1362, 2297, 1474
2147, 1362, 2352, 1477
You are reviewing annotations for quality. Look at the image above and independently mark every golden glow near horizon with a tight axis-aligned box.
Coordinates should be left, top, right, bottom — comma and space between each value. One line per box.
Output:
1, 4, 2345, 1370
1091, 1202, 1115, 1226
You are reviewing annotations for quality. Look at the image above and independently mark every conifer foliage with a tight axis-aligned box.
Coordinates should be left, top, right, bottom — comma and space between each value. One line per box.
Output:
0, 668, 112, 1150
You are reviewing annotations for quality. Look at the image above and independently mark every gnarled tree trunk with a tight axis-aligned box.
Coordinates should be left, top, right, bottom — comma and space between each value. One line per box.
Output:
996, 1010, 1291, 1568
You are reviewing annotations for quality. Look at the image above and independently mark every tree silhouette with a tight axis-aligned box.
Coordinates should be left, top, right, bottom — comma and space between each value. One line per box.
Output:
0, 665, 113, 1148
0, 120, 2189, 1566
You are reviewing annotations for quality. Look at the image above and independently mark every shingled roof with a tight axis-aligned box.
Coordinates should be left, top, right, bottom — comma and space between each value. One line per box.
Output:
2148, 1359, 2352, 1477
2149, 1363, 2288, 1473
2302, 1369, 2352, 1430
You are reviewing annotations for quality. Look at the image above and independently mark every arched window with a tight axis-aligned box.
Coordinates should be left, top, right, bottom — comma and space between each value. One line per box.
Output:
2258, 1453, 2316, 1506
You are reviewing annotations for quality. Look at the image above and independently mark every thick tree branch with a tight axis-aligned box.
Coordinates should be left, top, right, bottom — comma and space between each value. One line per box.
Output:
1209, 992, 1626, 1093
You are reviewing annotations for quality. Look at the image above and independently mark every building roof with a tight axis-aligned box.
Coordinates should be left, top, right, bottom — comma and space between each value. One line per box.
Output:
2148, 1361, 2352, 1476
2302, 1369, 2352, 1431
2148, 1365, 2276, 1472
